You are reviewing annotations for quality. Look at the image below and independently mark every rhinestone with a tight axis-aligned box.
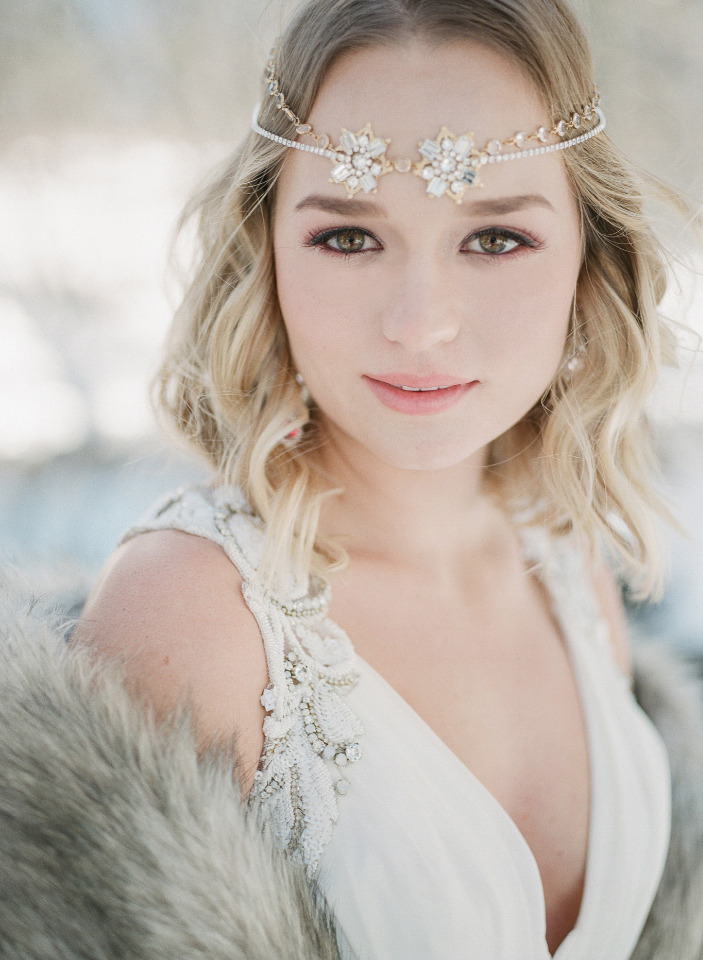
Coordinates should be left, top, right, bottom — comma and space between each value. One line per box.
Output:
556, 120, 567, 137
537, 126, 548, 143
368, 139, 387, 158
311, 738, 324, 753
340, 130, 358, 154
293, 663, 308, 682
486, 139, 502, 156
394, 157, 412, 173
318, 134, 330, 149
462, 168, 478, 185
352, 154, 369, 170
421, 166, 434, 181
358, 134, 369, 148
275, 93, 285, 109
370, 162, 382, 176
304, 722, 316, 734
514, 131, 527, 149
334, 753, 348, 766
346, 743, 362, 762
360, 173, 377, 193
427, 177, 447, 197
336, 778, 351, 795
331, 163, 352, 183
454, 136, 473, 158
268, 81, 278, 95
322, 744, 336, 761
347, 175, 360, 188
419, 139, 440, 160
450, 181, 464, 195
296, 123, 312, 135
286, 650, 298, 662
584, 104, 593, 120
440, 137, 454, 151
440, 157, 457, 174
572, 113, 581, 129
260, 687, 277, 712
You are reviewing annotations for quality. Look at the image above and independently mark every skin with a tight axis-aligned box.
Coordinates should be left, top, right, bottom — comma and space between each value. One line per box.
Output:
77, 39, 632, 958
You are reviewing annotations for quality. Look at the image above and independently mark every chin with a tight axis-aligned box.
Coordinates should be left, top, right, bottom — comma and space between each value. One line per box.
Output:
319, 414, 493, 475
368, 435, 487, 474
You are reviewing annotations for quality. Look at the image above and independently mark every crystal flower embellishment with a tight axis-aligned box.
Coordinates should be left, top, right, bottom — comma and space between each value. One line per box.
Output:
253, 56, 605, 203
330, 125, 393, 197
414, 126, 483, 202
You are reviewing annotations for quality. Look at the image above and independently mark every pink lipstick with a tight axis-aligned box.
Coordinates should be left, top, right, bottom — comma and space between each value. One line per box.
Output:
364, 374, 478, 415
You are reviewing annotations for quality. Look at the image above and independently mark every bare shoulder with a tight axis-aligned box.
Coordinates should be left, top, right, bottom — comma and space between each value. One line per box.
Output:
74, 529, 268, 787
589, 557, 633, 678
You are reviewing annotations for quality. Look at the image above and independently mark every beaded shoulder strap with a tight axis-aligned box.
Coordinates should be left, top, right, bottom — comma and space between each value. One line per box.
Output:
122, 484, 364, 874
518, 525, 613, 662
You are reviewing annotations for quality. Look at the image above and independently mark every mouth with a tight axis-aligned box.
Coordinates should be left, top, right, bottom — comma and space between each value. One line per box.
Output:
364, 375, 478, 414
394, 384, 456, 393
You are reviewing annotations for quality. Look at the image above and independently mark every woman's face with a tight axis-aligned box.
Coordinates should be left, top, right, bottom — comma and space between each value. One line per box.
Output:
273, 41, 582, 473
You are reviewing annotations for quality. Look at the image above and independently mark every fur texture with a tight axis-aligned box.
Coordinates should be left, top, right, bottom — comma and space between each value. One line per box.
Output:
0, 570, 341, 960
1, 567, 703, 959
631, 643, 703, 959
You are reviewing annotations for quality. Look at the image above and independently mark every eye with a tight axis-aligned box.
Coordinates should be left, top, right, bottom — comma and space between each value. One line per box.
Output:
307, 227, 381, 255
462, 228, 538, 257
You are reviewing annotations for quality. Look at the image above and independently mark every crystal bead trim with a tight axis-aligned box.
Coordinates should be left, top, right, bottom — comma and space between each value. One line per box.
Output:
252, 102, 605, 201
122, 484, 364, 877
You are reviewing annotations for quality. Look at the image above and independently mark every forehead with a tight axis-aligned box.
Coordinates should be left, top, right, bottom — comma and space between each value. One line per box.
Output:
310, 41, 546, 158
275, 40, 576, 213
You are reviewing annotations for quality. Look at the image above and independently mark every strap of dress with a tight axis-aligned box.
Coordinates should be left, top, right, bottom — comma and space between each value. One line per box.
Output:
518, 524, 615, 665
122, 484, 364, 875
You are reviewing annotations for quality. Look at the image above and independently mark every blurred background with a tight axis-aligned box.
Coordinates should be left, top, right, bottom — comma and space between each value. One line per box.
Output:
1, 0, 702, 645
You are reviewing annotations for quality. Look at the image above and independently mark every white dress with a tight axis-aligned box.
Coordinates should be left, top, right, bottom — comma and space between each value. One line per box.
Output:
124, 484, 671, 960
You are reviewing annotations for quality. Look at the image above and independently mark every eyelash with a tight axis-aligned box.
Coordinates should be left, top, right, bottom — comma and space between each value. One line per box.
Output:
304, 226, 541, 259
305, 227, 381, 257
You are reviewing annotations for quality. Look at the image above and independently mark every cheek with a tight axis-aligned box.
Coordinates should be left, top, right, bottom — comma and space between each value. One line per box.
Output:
275, 255, 348, 383
275, 246, 381, 370
472, 271, 574, 358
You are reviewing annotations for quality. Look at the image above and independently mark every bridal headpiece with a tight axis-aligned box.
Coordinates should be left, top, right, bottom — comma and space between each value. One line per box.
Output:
252, 53, 605, 204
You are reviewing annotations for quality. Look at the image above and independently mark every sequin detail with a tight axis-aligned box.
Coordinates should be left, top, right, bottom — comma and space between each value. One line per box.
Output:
121, 484, 364, 875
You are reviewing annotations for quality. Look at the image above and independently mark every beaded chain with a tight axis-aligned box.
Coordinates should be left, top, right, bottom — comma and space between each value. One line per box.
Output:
253, 51, 605, 201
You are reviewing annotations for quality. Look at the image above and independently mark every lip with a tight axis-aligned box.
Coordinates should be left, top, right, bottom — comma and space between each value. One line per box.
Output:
364, 374, 479, 415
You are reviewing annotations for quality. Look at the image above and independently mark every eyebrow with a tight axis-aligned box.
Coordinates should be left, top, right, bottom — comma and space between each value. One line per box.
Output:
466, 194, 555, 215
294, 192, 555, 216
294, 194, 386, 216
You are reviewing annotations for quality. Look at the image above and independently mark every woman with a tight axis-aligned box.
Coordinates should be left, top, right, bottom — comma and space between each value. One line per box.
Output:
70, 0, 692, 957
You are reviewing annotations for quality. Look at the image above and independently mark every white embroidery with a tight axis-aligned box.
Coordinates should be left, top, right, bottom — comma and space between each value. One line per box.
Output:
122, 485, 364, 875
519, 525, 615, 662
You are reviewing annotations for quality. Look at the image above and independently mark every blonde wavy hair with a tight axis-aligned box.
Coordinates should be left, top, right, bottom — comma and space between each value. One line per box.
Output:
156, 0, 679, 599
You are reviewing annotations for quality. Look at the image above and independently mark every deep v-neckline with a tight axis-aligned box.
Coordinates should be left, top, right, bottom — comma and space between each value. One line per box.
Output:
336, 543, 598, 959
352, 648, 597, 958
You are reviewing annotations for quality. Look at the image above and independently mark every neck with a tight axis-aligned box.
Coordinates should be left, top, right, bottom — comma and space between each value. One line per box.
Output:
316, 427, 502, 572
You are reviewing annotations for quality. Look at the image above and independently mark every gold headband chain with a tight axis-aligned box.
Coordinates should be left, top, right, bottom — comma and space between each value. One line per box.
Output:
252, 54, 606, 203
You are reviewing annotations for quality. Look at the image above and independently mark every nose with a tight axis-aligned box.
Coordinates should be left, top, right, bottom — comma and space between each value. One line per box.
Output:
381, 257, 462, 352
